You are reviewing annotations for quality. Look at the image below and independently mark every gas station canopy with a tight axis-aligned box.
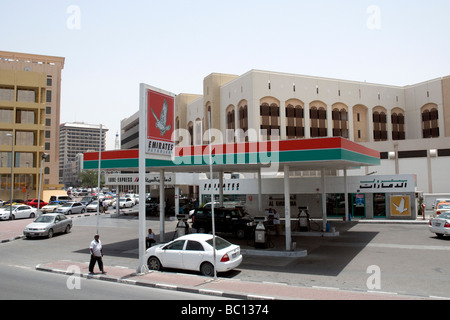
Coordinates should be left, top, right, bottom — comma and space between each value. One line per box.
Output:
83, 137, 380, 172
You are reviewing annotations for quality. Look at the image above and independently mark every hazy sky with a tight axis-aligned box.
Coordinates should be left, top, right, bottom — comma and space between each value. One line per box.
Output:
2, 0, 450, 149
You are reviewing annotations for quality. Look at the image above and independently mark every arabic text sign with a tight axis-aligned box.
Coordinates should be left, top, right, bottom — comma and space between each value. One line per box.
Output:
105, 173, 175, 186
146, 89, 174, 155
355, 175, 415, 193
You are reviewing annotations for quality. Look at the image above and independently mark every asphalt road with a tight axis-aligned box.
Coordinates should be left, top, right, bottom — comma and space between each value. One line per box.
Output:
0, 264, 226, 300
1, 212, 450, 299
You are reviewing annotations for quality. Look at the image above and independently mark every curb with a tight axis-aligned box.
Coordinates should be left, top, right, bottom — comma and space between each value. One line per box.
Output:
35, 263, 276, 300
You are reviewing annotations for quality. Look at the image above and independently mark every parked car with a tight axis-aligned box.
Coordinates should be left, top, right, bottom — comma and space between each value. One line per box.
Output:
433, 202, 450, 217
41, 201, 66, 214
0, 205, 38, 220
86, 200, 101, 212
23, 213, 72, 238
49, 195, 72, 203
429, 212, 450, 238
144, 233, 242, 276
112, 197, 134, 209
191, 207, 254, 239
25, 199, 48, 209
55, 202, 86, 215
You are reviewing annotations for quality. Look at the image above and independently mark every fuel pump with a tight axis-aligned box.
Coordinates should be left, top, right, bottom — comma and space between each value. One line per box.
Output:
175, 214, 189, 237
298, 206, 310, 232
254, 216, 268, 248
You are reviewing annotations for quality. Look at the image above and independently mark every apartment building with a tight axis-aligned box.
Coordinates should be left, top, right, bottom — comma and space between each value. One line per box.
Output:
59, 122, 107, 187
0, 51, 65, 201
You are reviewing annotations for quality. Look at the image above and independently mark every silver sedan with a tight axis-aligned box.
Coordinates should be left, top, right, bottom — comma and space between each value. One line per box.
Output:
55, 202, 86, 215
23, 213, 73, 238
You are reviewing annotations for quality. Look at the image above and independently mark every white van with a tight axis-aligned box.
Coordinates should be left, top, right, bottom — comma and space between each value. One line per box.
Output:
49, 195, 72, 202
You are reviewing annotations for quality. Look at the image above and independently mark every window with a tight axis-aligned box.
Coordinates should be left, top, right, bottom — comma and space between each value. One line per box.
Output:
260, 102, 280, 140
226, 106, 235, 143
47, 78, 52, 87
186, 240, 204, 251
46, 90, 52, 103
238, 102, 248, 142
422, 105, 439, 138
46, 106, 51, 115
391, 111, 405, 140
332, 106, 348, 138
164, 240, 185, 250
310, 104, 327, 137
285, 102, 304, 139
373, 110, 387, 141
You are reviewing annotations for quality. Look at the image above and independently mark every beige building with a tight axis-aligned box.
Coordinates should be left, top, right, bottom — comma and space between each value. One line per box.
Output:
0, 51, 65, 201
176, 70, 450, 195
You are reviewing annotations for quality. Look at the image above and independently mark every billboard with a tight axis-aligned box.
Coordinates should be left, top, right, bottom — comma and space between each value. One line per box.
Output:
145, 87, 175, 155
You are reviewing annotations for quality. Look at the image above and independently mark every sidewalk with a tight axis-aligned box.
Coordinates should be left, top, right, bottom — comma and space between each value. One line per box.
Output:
35, 260, 428, 300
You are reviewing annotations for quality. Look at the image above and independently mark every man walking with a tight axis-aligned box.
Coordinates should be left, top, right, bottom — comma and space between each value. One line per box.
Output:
89, 234, 106, 274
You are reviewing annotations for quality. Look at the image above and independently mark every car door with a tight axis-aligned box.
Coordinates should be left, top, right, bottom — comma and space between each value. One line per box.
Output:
73, 203, 81, 213
182, 240, 205, 271
16, 206, 27, 219
160, 240, 185, 269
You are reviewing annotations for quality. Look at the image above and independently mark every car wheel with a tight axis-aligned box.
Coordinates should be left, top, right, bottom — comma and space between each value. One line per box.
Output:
200, 262, 215, 277
65, 225, 71, 233
67, 210, 72, 215
29, 212, 35, 219
147, 257, 162, 271
48, 229, 54, 238
81, 209, 85, 213
10, 214, 15, 220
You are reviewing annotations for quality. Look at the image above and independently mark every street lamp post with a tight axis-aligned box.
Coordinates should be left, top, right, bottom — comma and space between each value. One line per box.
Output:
6, 133, 14, 220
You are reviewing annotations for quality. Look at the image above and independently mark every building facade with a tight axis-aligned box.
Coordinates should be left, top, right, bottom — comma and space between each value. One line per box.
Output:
59, 122, 107, 187
0, 51, 65, 201
176, 70, 450, 195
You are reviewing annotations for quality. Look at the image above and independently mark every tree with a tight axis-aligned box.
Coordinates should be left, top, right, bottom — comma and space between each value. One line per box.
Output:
79, 170, 104, 188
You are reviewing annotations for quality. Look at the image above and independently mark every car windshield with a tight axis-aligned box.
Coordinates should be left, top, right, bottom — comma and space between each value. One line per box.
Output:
205, 236, 232, 250
438, 204, 450, 209
48, 201, 59, 205
34, 216, 54, 223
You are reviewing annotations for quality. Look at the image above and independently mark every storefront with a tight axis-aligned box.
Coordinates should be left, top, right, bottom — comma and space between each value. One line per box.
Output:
198, 174, 417, 220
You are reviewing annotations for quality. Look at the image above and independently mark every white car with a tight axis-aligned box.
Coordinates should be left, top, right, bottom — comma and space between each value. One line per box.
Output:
429, 212, 450, 238
0, 205, 38, 220
144, 233, 242, 276
113, 197, 134, 209
86, 200, 101, 212
41, 201, 65, 214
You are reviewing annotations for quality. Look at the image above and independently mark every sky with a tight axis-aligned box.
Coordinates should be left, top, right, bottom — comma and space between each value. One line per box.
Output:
2, 0, 450, 149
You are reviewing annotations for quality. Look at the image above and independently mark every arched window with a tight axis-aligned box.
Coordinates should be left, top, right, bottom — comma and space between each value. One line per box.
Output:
260, 99, 280, 140
187, 121, 194, 146
226, 105, 235, 143
285, 101, 304, 139
332, 104, 348, 138
310, 101, 327, 137
391, 109, 405, 140
422, 104, 439, 138
373, 108, 387, 141
238, 102, 248, 142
